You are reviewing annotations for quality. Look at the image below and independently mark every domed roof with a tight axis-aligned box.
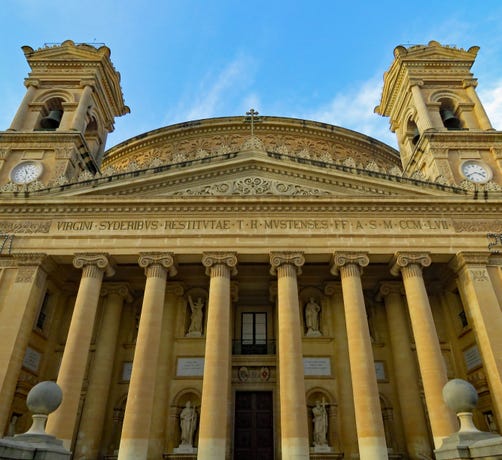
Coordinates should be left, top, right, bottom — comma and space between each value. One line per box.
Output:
102, 115, 401, 174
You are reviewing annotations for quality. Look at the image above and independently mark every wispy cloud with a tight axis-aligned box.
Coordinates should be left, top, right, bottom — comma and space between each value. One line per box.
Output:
164, 54, 258, 124
480, 81, 502, 130
302, 77, 397, 148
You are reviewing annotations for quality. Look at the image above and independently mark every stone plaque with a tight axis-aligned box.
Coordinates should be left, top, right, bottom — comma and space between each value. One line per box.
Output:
463, 344, 482, 371
23, 347, 41, 373
177, 357, 205, 376
303, 357, 331, 376
122, 361, 132, 381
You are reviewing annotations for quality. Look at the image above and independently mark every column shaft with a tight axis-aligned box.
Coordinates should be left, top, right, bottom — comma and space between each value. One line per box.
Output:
379, 283, 432, 459
118, 253, 176, 460
411, 84, 434, 131
392, 253, 457, 448
8, 85, 37, 131
271, 252, 309, 460
74, 284, 130, 459
71, 85, 93, 131
46, 254, 112, 449
333, 254, 388, 460
465, 84, 493, 130
198, 253, 236, 460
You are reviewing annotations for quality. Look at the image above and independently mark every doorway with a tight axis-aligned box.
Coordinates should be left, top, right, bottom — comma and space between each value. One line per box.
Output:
234, 391, 274, 460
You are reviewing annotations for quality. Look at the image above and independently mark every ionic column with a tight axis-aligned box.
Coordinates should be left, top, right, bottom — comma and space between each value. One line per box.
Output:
331, 252, 388, 460
410, 81, 434, 131
450, 252, 502, 428
270, 251, 309, 460
46, 253, 115, 449
324, 282, 358, 457
70, 84, 93, 131
74, 283, 132, 459
0, 254, 53, 433
391, 253, 457, 448
8, 83, 37, 131
378, 282, 432, 459
198, 252, 237, 460
118, 253, 177, 460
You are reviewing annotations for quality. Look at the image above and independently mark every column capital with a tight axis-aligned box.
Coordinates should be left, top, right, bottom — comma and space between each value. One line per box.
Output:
409, 79, 424, 88
74, 253, 115, 277
449, 251, 490, 273
202, 252, 238, 276
330, 251, 369, 276
463, 78, 478, 89
138, 252, 177, 277
323, 281, 341, 296
101, 283, 133, 302
390, 252, 431, 277
377, 281, 404, 300
269, 251, 304, 276
166, 282, 184, 297
2, 253, 56, 273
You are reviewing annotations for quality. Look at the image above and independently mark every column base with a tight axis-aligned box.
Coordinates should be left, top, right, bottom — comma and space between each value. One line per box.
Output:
117, 438, 149, 460
358, 436, 389, 460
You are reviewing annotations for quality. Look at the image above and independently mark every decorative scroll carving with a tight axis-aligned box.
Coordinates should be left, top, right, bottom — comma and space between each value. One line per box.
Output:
241, 136, 265, 151
269, 251, 305, 276
377, 281, 404, 299
0, 222, 51, 234
138, 252, 177, 277
323, 281, 341, 296
330, 252, 369, 276
201, 252, 238, 276
73, 253, 115, 277
171, 176, 329, 197
390, 252, 431, 277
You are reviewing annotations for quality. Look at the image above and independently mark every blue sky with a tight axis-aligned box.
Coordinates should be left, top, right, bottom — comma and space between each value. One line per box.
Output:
1, 1, 502, 149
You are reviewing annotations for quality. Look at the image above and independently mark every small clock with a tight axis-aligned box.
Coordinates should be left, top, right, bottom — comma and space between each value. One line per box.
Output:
10, 161, 44, 184
461, 161, 492, 184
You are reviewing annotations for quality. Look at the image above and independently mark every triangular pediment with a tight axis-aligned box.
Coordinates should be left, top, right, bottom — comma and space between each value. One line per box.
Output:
47, 149, 464, 199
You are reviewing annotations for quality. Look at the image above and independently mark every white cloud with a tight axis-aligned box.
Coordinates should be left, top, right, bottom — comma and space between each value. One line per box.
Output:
480, 81, 502, 130
302, 77, 397, 148
165, 55, 258, 124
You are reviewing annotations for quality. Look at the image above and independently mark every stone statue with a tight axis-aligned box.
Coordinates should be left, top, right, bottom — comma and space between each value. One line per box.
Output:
312, 399, 328, 447
305, 297, 322, 336
187, 296, 204, 337
180, 401, 198, 446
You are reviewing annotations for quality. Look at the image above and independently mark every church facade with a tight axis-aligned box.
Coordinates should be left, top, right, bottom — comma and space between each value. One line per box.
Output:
0, 40, 501, 460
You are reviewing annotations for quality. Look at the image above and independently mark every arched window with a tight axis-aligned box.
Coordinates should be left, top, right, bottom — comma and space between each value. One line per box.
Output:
439, 100, 462, 130
37, 97, 64, 130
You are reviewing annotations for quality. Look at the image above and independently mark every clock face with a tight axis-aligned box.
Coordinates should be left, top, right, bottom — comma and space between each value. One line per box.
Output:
461, 161, 491, 183
10, 161, 43, 184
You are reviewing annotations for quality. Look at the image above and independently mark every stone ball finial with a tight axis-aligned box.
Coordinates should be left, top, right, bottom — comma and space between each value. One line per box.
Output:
26, 381, 63, 415
443, 378, 478, 414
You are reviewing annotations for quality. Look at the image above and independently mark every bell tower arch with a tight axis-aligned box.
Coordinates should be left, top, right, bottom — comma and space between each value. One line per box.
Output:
376, 40, 501, 188
0, 40, 129, 187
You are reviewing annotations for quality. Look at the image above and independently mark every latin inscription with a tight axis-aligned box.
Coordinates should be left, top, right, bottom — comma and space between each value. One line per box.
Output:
52, 217, 452, 234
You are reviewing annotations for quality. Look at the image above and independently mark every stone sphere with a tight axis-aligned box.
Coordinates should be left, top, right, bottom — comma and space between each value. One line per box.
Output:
26, 381, 63, 415
443, 378, 478, 413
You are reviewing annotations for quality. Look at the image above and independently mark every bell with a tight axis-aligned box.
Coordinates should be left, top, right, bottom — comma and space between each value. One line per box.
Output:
412, 127, 420, 145
40, 110, 63, 129
440, 109, 461, 129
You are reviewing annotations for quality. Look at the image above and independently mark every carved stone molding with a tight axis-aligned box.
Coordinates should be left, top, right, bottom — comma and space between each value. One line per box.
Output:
73, 253, 115, 278
138, 252, 177, 278
390, 252, 431, 277
165, 282, 184, 297
201, 252, 238, 277
330, 252, 369, 276
269, 251, 305, 276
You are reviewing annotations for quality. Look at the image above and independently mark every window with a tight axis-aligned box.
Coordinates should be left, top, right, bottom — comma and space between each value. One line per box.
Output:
35, 292, 50, 331
241, 312, 267, 354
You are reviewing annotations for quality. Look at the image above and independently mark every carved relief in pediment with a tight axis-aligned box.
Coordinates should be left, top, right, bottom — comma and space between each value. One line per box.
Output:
168, 176, 330, 197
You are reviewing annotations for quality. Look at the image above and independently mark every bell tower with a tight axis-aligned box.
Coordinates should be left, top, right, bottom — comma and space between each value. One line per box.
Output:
0, 40, 129, 188
376, 40, 502, 188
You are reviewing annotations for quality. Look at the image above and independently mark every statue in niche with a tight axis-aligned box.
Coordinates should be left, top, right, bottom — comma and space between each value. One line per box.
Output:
305, 297, 322, 337
186, 295, 204, 337
312, 399, 328, 447
179, 401, 198, 447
